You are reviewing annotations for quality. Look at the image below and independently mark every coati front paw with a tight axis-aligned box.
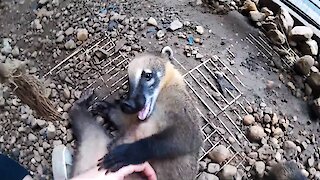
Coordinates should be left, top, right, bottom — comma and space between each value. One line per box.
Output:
98, 144, 146, 172
72, 89, 95, 110
90, 100, 114, 119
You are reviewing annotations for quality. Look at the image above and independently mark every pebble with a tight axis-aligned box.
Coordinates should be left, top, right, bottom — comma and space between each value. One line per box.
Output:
36, 119, 47, 128
38, 0, 49, 5
156, 30, 165, 39
63, 103, 72, 112
255, 161, 265, 177
249, 11, 266, 22
283, 140, 297, 158
294, 55, 315, 75
207, 163, 220, 174
28, 133, 38, 142
195, 53, 204, 59
300, 39, 318, 56
267, 30, 286, 45
147, 17, 157, 27
198, 172, 219, 180
289, 26, 314, 41
245, 106, 253, 113
63, 88, 71, 99
220, 165, 237, 180
170, 20, 183, 31
243, 114, 255, 125
196, 26, 204, 35
208, 145, 231, 163
248, 125, 265, 141
77, 28, 89, 41
65, 39, 76, 49
65, 27, 74, 36
279, 7, 294, 34
1, 38, 12, 55
46, 123, 56, 139
33, 19, 43, 30
11, 46, 19, 57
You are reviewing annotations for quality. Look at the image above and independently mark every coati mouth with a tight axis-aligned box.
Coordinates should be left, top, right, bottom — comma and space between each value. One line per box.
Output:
138, 97, 152, 120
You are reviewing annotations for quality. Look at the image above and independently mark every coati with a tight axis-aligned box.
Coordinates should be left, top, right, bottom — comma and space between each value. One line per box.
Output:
68, 89, 112, 177
69, 46, 203, 180
265, 161, 307, 180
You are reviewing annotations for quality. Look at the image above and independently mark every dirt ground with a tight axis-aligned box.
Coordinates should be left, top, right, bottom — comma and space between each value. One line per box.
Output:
0, 0, 319, 179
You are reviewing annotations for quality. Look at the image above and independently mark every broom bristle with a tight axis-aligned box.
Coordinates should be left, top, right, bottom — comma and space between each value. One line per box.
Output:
12, 74, 60, 120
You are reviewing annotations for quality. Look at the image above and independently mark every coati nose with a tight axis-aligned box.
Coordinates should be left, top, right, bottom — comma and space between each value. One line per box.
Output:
120, 95, 146, 114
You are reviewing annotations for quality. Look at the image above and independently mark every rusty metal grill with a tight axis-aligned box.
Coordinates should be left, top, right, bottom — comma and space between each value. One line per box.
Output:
46, 34, 252, 178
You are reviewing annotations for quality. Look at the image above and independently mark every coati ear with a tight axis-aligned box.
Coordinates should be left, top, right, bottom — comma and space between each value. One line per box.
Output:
161, 46, 174, 61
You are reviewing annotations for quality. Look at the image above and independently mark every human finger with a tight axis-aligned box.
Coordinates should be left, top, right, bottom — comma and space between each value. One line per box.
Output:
140, 162, 157, 180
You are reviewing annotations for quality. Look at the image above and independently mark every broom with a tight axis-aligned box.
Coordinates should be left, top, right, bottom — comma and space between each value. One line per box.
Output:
0, 60, 60, 120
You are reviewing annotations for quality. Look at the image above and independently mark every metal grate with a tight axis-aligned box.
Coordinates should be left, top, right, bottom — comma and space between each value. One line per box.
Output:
46, 35, 252, 178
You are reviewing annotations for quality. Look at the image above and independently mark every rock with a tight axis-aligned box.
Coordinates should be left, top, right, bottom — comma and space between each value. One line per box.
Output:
33, 19, 42, 30
156, 30, 165, 39
267, 30, 286, 45
261, 7, 273, 16
147, 17, 157, 27
52, 0, 59, 6
311, 97, 320, 118
56, 35, 65, 43
300, 39, 318, 56
46, 123, 56, 139
289, 26, 313, 41
245, 106, 253, 113
77, 28, 89, 41
11, 46, 19, 57
208, 163, 220, 174
208, 145, 231, 163
1, 38, 12, 55
242, 0, 257, 12
65, 27, 74, 36
63, 103, 72, 112
249, 11, 266, 22
264, 114, 271, 123
63, 88, 71, 99
196, 53, 204, 59
308, 156, 315, 167
38, 0, 49, 5
279, 7, 294, 34
199, 161, 206, 171
65, 39, 76, 50
283, 140, 297, 158
28, 133, 38, 142
272, 113, 279, 125
220, 165, 237, 180
261, 21, 277, 31
311, 66, 319, 73
170, 20, 183, 31
198, 172, 219, 180
248, 125, 265, 141
255, 161, 265, 177
196, 26, 204, 35
36, 119, 46, 128
307, 72, 320, 96
243, 114, 255, 125
294, 55, 315, 75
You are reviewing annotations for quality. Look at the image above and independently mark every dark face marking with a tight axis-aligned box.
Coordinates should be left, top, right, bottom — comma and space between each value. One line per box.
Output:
120, 69, 161, 114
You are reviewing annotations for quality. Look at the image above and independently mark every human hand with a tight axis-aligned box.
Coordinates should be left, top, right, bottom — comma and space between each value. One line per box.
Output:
70, 162, 157, 180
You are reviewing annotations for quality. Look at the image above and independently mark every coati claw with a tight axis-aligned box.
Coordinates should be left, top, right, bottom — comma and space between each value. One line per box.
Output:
98, 143, 146, 172
76, 89, 96, 108
90, 100, 114, 119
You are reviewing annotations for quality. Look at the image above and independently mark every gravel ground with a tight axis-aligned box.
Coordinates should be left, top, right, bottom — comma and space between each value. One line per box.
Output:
0, 0, 319, 179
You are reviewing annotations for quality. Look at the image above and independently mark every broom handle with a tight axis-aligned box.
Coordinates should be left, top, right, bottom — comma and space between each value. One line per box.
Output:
0, 63, 10, 83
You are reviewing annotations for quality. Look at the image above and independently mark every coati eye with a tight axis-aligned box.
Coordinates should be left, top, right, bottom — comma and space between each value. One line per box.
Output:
144, 72, 153, 81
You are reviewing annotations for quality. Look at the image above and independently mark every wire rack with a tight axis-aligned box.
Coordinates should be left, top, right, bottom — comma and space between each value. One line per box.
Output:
46, 34, 253, 178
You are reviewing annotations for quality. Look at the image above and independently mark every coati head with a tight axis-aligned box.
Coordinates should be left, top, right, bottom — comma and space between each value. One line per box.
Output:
120, 46, 176, 120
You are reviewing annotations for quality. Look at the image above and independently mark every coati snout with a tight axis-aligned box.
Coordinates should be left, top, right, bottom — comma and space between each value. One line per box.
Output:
120, 94, 146, 114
